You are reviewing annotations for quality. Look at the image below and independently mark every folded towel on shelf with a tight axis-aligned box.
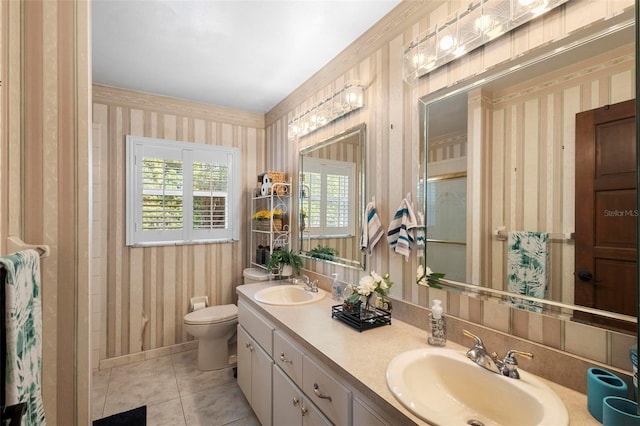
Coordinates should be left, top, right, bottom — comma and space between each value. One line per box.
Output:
387, 198, 418, 261
360, 201, 384, 255
507, 231, 549, 312
1, 249, 46, 425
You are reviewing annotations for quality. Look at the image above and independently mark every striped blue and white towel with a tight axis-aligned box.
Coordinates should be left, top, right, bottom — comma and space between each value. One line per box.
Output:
416, 212, 425, 258
387, 198, 418, 261
360, 201, 384, 255
2, 249, 46, 425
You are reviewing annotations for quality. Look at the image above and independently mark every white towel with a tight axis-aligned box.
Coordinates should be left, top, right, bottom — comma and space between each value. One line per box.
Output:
360, 201, 384, 255
387, 198, 418, 261
1, 249, 46, 425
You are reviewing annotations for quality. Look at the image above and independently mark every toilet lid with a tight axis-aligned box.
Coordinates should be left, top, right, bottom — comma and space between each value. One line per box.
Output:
184, 304, 238, 325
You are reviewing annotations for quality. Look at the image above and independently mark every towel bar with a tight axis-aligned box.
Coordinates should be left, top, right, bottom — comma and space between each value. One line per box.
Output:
493, 227, 574, 243
5, 236, 49, 258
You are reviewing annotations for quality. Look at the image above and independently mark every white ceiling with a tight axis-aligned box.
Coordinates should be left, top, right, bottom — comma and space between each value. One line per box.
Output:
92, 0, 402, 113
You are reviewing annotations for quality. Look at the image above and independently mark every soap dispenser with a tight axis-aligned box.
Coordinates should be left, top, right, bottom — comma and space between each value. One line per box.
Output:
428, 299, 446, 346
331, 273, 342, 301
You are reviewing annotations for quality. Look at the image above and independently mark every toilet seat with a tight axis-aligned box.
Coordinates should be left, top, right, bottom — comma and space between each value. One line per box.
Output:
184, 304, 238, 325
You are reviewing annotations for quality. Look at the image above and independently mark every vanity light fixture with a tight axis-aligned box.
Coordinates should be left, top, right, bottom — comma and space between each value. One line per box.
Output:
403, 0, 570, 83
288, 83, 365, 139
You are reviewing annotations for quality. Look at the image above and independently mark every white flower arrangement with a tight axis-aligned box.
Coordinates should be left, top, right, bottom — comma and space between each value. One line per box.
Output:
346, 271, 393, 304
416, 264, 445, 289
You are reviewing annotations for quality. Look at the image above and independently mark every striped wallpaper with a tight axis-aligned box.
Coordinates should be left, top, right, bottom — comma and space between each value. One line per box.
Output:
1, 1, 91, 424
92, 86, 266, 363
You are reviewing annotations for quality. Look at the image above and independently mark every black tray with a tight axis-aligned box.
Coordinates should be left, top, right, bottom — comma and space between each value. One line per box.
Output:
331, 304, 391, 332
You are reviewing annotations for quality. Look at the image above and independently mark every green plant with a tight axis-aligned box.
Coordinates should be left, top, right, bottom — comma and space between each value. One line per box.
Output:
308, 245, 338, 261
266, 248, 304, 276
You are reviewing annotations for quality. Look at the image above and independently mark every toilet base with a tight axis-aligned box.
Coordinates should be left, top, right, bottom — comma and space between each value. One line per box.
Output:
196, 339, 237, 371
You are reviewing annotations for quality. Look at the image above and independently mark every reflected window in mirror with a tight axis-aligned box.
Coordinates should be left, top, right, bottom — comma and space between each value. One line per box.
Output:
301, 158, 355, 237
298, 123, 366, 270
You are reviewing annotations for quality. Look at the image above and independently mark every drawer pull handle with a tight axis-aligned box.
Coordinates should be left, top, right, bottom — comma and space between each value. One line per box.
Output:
300, 406, 308, 416
280, 352, 293, 364
292, 397, 300, 407
313, 383, 332, 402
245, 342, 254, 351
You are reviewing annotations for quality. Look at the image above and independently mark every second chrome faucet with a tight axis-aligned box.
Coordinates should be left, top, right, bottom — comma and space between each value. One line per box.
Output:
463, 329, 533, 379
294, 275, 318, 293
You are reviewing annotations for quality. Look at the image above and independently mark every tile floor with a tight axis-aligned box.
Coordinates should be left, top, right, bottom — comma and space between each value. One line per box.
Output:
92, 350, 259, 426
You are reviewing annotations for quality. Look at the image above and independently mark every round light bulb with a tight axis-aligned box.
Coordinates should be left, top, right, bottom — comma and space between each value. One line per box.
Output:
439, 35, 455, 51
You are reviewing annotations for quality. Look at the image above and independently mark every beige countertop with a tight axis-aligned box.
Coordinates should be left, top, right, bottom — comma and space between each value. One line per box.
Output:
237, 282, 600, 425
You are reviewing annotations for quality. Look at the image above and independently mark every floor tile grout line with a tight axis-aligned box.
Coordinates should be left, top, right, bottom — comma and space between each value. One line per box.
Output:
170, 351, 189, 425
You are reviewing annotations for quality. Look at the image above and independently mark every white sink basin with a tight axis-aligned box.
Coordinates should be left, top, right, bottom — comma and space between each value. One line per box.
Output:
386, 348, 568, 426
254, 284, 325, 306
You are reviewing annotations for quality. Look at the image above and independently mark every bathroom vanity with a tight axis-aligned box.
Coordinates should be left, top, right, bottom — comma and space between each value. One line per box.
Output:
236, 282, 599, 425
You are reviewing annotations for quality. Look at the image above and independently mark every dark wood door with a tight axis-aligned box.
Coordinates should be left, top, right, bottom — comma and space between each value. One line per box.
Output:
575, 99, 636, 333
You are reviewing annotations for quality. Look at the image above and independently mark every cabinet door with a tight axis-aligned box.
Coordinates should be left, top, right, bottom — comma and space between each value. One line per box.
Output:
353, 397, 389, 426
237, 325, 252, 401
252, 339, 274, 426
273, 365, 303, 426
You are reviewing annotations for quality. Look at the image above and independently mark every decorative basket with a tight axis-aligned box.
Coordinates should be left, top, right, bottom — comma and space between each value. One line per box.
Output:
259, 171, 286, 183
254, 218, 283, 232
258, 171, 288, 195
331, 304, 391, 332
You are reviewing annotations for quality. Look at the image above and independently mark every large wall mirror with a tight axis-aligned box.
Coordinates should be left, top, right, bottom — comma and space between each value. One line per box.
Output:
418, 10, 637, 334
299, 124, 366, 270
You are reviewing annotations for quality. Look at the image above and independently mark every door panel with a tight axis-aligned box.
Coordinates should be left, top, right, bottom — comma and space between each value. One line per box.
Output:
574, 99, 637, 333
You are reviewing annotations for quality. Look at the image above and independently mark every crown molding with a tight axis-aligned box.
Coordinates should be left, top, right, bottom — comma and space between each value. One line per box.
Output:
93, 84, 265, 129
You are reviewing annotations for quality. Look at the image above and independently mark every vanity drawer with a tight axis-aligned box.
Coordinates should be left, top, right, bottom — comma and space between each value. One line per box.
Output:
274, 330, 303, 386
303, 355, 352, 426
238, 299, 275, 355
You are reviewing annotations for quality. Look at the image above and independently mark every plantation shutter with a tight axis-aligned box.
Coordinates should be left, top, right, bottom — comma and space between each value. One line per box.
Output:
302, 158, 355, 237
190, 151, 235, 241
126, 136, 239, 246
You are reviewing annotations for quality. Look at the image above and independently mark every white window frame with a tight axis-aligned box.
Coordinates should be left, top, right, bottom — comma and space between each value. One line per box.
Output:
126, 135, 240, 246
302, 157, 355, 237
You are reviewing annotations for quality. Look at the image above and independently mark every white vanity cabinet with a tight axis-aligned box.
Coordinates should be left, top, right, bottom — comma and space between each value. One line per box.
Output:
238, 296, 393, 426
274, 329, 352, 426
237, 300, 276, 426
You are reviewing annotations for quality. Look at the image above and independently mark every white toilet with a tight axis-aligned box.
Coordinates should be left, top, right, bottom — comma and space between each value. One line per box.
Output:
183, 304, 238, 371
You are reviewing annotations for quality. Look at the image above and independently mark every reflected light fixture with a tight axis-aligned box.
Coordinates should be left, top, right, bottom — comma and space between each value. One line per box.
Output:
403, 0, 570, 83
288, 83, 365, 139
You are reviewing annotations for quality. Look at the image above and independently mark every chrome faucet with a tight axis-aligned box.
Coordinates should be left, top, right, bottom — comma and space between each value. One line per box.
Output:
463, 329, 533, 379
295, 275, 318, 293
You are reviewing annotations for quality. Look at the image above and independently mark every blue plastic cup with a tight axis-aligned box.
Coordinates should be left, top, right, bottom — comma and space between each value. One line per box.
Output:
603, 396, 640, 426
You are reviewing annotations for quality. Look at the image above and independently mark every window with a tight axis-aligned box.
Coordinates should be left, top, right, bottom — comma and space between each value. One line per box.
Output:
126, 135, 239, 246
301, 157, 355, 237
